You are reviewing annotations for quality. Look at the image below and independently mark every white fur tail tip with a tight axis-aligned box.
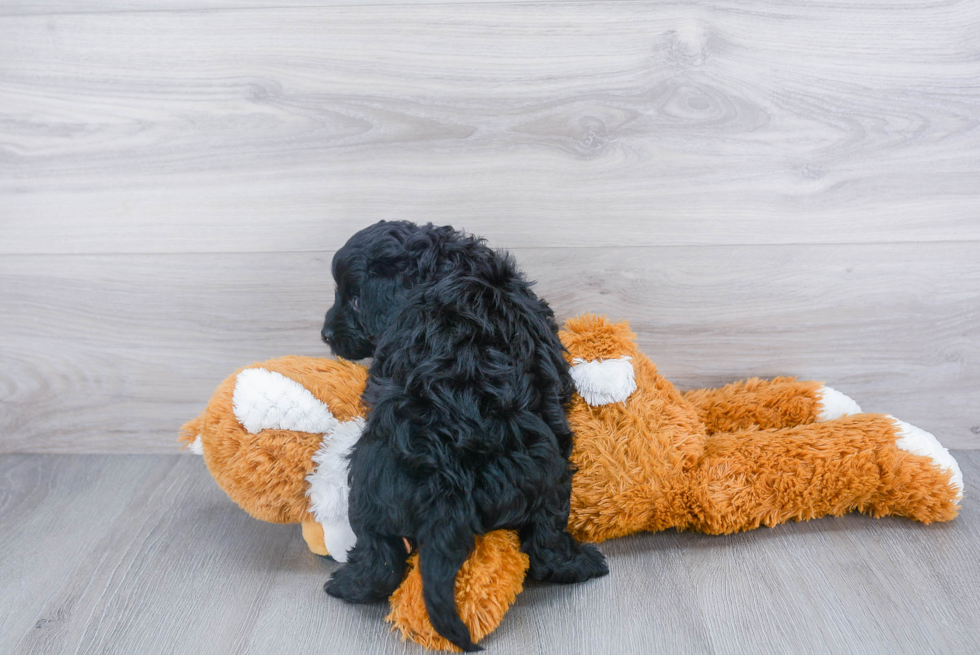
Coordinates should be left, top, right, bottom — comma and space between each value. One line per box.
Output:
890, 416, 964, 500
816, 386, 862, 421
570, 356, 637, 406
188, 436, 204, 455
233, 368, 339, 435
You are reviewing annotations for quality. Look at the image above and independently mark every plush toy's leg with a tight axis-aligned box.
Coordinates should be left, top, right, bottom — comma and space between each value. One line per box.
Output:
888, 416, 963, 503
692, 413, 962, 534
815, 386, 863, 422
682, 377, 861, 434
386, 530, 529, 653
301, 521, 329, 556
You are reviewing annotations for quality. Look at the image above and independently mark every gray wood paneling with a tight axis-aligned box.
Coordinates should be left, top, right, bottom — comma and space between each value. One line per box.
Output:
0, 1, 578, 15
2, 1, 978, 254
2, 242, 977, 453
1, 453, 978, 654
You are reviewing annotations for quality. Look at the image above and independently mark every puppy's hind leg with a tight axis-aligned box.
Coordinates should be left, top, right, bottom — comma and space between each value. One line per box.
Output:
520, 482, 609, 584
324, 532, 408, 604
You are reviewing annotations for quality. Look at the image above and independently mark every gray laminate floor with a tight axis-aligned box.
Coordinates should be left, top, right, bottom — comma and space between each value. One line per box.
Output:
1, 452, 978, 655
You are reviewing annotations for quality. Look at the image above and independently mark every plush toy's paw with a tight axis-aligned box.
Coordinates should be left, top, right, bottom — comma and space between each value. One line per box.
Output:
816, 386, 862, 421
890, 416, 964, 500
302, 521, 330, 557
528, 541, 609, 584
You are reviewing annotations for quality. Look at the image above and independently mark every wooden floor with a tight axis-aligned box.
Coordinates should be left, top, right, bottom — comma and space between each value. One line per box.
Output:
1, 451, 978, 655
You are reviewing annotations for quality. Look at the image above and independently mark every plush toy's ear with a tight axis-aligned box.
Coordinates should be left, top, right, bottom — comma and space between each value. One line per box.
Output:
233, 367, 340, 434
560, 314, 638, 361
560, 315, 640, 406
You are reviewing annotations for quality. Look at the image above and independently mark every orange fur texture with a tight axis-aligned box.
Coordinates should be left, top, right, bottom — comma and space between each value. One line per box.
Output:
682, 377, 823, 434
184, 315, 960, 651
302, 521, 329, 556
386, 530, 528, 652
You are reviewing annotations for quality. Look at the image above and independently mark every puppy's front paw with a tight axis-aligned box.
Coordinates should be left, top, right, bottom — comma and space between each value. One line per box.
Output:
530, 541, 609, 584
324, 565, 390, 604
565, 542, 609, 582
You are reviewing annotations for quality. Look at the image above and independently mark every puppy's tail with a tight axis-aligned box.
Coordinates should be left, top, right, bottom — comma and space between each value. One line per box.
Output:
418, 521, 481, 652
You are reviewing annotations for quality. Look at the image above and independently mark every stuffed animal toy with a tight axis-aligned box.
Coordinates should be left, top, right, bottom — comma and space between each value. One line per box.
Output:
180, 314, 963, 651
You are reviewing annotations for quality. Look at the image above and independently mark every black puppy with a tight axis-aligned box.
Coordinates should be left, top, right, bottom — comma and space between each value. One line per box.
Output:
321, 221, 608, 651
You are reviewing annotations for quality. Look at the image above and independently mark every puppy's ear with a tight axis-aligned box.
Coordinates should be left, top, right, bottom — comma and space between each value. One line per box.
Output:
367, 232, 411, 277
369, 254, 407, 277
366, 221, 452, 281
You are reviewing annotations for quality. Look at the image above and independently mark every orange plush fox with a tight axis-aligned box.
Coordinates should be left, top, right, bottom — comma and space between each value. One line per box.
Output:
181, 315, 962, 651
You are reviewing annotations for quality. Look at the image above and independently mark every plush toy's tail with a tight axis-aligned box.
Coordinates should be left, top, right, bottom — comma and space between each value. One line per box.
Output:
418, 524, 481, 652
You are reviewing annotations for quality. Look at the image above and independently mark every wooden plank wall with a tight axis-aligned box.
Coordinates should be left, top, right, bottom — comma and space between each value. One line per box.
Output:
1, 1, 978, 452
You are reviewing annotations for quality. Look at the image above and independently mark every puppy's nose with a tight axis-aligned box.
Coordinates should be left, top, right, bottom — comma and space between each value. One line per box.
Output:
320, 325, 333, 344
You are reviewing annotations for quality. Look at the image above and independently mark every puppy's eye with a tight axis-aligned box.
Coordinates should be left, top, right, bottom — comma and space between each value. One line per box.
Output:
350, 297, 360, 311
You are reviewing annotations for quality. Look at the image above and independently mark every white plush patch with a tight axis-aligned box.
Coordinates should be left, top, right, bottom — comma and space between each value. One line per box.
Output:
188, 436, 204, 455
233, 368, 339, 435
816, 386, 862, 421
320, 519, 358, 563
890, 416, 964, 500
570, 356, 637, 406
306, 417, 365, 563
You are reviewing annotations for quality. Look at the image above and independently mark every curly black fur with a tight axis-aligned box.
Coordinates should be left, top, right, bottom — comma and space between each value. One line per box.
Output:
321, 221, 608, 651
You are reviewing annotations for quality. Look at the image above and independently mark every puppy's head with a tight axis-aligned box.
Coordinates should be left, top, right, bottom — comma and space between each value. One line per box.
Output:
322, 220, 466, 359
